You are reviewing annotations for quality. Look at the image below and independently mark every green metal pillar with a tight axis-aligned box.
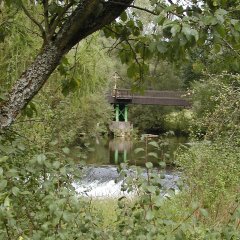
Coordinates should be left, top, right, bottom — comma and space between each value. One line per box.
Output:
115, 104, 119, 122
124, 105, 128, 122
114, 150, 119, 164
123, 150, 127, 162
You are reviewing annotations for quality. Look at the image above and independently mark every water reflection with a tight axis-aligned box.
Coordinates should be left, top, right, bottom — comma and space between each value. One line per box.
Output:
86, 136, 187, 166
109, 138, 133, 164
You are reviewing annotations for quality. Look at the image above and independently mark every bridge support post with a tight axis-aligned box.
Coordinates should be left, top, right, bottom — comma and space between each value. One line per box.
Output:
124, 105, 128, 122
123, 150, 127, 162
114, 149, 119, 164
111, 104, 132, 137
115, 104, 119, 122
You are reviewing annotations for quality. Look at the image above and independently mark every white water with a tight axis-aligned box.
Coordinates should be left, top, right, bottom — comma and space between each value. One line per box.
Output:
74, 180, 127, 198
73, 165, 179, 198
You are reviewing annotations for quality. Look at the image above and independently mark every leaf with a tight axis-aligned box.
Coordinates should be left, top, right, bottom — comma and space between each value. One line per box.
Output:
164, 153, 170, 159
62, 147, 70, 154
154, 196, 163, 207
0, 156, 8, 163
182, 25, 199, 41
120, 11, 127, 22
49, 140, 58, 146
61, 78, 78, 96
37, 154, 46, 164
171, 24, 181, 37
159, 161, 166, 168
145, 162, 153, 169
63, 212, 73, 222
134, 148, 145, 154
4, 196, 10, 208
146, 209, 154, 220
48, 2, 63, 15
0, 93, 7, 101
148, 141, 159, 148
12, 187, 20, 196
6, 169, 18, 177
157, 42, 168, 53
52, 161, 61, 169
146, 185, 156, 193
60, 167, 66, 175
127, 63, 138, 78
203, 15, 218, 26
17, 143, 25, 151
148, 152, 158, 159
0, 179, 7, 190
199, 208, 209, 218
191, 202, 199, 210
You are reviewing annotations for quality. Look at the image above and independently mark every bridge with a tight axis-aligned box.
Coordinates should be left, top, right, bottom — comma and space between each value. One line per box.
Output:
107, 89, 190, 106
107, 88, 191, 120
107, 88, 191, 136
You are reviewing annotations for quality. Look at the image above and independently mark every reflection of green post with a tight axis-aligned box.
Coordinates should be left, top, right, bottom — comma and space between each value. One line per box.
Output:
123, 150, 127, 162
124, 105, 128, 122
114, 150, 119, 164
115, 104, 119, 122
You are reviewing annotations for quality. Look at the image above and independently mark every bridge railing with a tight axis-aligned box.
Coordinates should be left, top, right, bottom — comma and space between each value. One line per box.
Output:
112, 89, 133, 99
143, 90, 185, 98
112, 89, 189, 99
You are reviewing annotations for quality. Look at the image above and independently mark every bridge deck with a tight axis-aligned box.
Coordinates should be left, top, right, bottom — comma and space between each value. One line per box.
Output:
107, 89, 191, 107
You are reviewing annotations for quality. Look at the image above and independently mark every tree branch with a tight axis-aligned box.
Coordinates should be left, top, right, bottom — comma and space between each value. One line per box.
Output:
49, 2, 74, 38
21, 2, 46, 41
42, 0, 49, 36
125, 38, 144, 81
221, 37, 240, 58
105, 0, 158, 15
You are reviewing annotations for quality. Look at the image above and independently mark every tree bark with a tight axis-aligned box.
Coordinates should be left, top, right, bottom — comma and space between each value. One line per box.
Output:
0, 0, 133, 129
0, 43, 62, 128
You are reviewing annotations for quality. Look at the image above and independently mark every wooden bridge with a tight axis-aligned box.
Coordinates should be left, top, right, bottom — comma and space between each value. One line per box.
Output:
107, 89, 191, 107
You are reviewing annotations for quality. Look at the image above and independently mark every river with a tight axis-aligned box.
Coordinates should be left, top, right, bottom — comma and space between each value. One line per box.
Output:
74, 136, 187, 198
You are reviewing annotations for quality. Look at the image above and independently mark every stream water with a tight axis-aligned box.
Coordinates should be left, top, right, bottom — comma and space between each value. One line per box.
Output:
74, 136, 187, 198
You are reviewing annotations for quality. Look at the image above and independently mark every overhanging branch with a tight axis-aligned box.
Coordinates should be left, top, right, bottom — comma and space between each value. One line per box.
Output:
105, 0, 158, 15
21, 2, 46, 40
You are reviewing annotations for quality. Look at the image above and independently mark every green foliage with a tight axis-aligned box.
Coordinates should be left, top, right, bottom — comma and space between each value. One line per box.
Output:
177, 141, 240, 210
1, 1, 240, 239
58, 35, 113, 97
164, 109, 193, 135
0, 133, 107, 239
191, 74, 240, 141
129, 105, 191, 135
0, 8, 40, 90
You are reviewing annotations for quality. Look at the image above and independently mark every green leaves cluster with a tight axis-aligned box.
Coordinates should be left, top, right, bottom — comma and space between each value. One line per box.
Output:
0, 132, 104, 239
101, 0, 240, 84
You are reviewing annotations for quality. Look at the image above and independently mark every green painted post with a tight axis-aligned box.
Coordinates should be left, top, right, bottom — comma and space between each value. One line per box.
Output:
123, 150, 127, 162
124, 105, 128, 122
115, 104, 119, 122
114, 150, 119, 164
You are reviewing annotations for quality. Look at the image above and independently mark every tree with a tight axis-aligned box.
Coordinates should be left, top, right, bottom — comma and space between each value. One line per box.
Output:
1, 0, 240, 129
0, 0, 133, 128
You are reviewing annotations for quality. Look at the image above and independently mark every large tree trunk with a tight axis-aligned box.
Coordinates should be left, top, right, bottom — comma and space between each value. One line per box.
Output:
0, 0, 133, 129
0, 43, 63, 128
